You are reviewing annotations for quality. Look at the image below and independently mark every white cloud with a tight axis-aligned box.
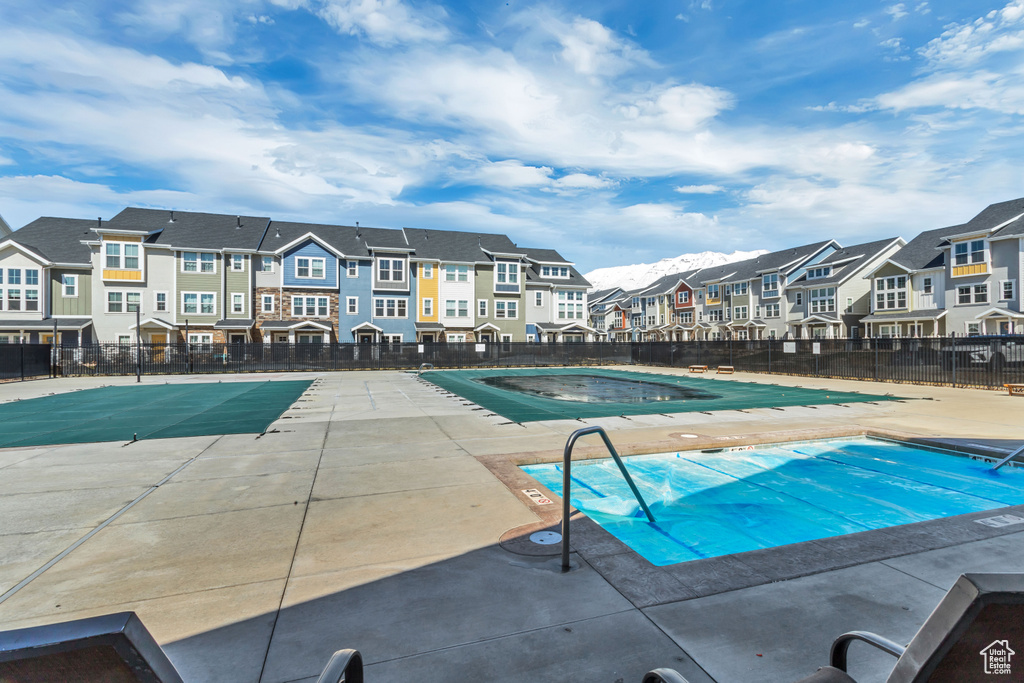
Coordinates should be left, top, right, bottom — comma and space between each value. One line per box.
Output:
557, 17, 648, 77
314, 0, 448, 45
115, 0, 240, 63
854, 19, 870, 28
917, 0, 1024, 69
915, 2, 931, 15
467, 160, 553, 188
875, 71, 1024, 114
675, 184, 726, 194
885, 4, 908, 20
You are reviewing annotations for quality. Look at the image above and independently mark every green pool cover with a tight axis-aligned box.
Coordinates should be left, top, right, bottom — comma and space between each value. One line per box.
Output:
422, 368, 902, 422
0, 380, 312, 447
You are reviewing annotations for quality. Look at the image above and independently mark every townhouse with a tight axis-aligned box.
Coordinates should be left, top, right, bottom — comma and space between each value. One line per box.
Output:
862, 199, 1024, 337
0, 207, 579, 345
523, 249, 594, 342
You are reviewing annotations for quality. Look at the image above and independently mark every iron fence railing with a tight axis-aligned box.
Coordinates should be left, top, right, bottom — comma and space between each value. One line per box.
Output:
1, 336, 1022, 390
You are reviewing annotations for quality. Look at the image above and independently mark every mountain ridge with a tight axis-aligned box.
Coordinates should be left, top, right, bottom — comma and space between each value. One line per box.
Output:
584, 249, 768, 292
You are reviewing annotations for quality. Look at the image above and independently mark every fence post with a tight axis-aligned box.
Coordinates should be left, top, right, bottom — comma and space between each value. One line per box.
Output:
729, 336, 733, 366
20, 343, 25, 381
874, 337, 879, 382
767, 339, 771, 374
951, 332, 957, 388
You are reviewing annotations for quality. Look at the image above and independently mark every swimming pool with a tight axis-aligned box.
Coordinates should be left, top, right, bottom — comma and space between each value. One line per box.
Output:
521, 437, 1024, 566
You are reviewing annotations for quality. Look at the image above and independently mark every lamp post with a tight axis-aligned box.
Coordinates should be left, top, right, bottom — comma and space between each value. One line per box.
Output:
136, 306, 141, 383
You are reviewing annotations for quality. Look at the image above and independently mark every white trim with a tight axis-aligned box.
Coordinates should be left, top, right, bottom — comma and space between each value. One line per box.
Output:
261, 294, 275, 314
290, 295, 331, 318
181, 291, 217, 316
295, 256, 327, 280
153, 290, 169, 314
61, 274, 78, 298
231, 292, 246, 315
273, 232, 346, 258
230, 254, 246, 272
106, 288, 142, 314
372, 296, 409, 319
346, 260, 359, 278
181, 251, 217, 274
422, 297, 433, 317
478, 299, 488, 318
346, 296, 358, 315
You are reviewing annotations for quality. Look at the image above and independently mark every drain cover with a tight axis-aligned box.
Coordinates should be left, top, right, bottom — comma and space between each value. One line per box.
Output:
530, 531, 562, 545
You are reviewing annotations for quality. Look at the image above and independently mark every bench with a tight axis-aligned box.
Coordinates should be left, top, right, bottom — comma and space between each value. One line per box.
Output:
688, 365, 708, 373
717, 365, 735, 374
1004, 383, 1024, 396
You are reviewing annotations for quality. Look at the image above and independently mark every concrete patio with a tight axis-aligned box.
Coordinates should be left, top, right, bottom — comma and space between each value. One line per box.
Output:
0, 367, 1022, 682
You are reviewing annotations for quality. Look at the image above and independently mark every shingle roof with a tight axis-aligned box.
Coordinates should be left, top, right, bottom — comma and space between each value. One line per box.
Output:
959, 196, 1024, 237
522, 247, 590, 287
105, 208, 270, 251
696, 240, 836, 284
403, 228, 518, 262
792, 237, 901, 286
885, 223, 967, 271
1, 217, 96, 264
259, 221, 367, 257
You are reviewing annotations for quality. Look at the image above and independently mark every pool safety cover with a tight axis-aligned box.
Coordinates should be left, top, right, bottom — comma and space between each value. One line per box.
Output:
421, 368, 901, 422
0, 380, 312, 447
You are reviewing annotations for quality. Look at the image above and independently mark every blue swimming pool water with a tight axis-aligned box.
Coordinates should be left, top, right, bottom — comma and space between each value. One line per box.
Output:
521, 438, 1024, 566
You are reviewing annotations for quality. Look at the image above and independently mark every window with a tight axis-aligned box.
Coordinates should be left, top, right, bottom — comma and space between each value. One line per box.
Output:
107, 291, 122, 313
262, 256, 275, 272
681, 311, 693, 324
188, 333, 213, 344
495, 300, 518, 319
956, 284, 988, 305
183, 252, 197, 272
422, 298, 433, 317
231, 254, 245, 272
444, 299, 469, 317
736, 282, 748, 295
795, 292, 803, 306
974, 283, 988, 304
118, 335, 133, 345
444, 265, 469, 282
1001, 280, 1016, 301
182, 292, 215, 314
447, 334, 466, 342
677, 291, 689, 304
966, 322, 981, 336
762, 273, 779, 296
541, 266, 550, 277
382, 334, 403, 345
631, 297, 640, 308
262, 295, 274, 313
496, 261, 519, 285
377, 258, 405, 282
25, 269, 38, 286
297, 257, 325, 279
422, 263, 433, 279
6, 269, 19, 285
764, 303, 780, 318
232, 293, 244, 314
347, 297, 358, 315
372, 298, 407, 318
104, 243, 140, 270
535, 291, 543, 306
62, 274, 77, 297
155, 292, 167, 312
734, 306, 747, 320
291, 296, 329, 317
24, 289, 38, 312
708, 309, 723, 322
810, 287, 835, 313
958, 285, 972, 305
875, 276, 908, 310
846, 297, 854, 313
724, 285, 731, 296
478, 300, 488, 317
953, 239, 986, 266
807, 267, 831, 279
923, 277, 933, 294
707, 284, 720, 300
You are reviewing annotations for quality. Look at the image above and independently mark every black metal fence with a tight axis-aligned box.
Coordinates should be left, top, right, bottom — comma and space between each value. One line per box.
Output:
2, 337, 1022, 390
638, 335, 1024, 389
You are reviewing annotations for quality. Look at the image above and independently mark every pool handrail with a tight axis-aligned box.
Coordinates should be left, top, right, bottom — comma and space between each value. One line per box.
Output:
561, 425, 656, 573
991, 442, 1024, 470
417, 362, 434, 375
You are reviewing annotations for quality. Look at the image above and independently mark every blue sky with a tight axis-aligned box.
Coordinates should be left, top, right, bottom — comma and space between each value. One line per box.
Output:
1, 0, 1023, 271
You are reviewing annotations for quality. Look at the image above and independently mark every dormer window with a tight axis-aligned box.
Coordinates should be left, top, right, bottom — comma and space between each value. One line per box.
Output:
377, 258, 405, 282
954, 240, 985, 266
808, 267, 831, 279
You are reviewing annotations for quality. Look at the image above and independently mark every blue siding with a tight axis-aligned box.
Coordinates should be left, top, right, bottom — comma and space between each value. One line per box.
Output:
337, 259, 373, 341
283, 240, 339, 288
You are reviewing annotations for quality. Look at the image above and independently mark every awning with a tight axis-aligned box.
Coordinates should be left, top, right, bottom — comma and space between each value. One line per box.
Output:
261, 320, 334, 331
0, 318, 93, 331
213, 318, 255, 329
860, 310, 947, 323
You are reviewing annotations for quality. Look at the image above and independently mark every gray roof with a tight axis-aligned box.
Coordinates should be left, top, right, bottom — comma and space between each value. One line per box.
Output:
523, 247, 590, 287
642, 269, 702, 295
260, 221, 367, 257
214, 319, 255, 329
860, 310, 947, 322
404, 228, 520, 262
885, 223, 968, 272
414, 322, 445, 331
696, 240, 835, 285
791, 237, 901, 287
959, 196, 1024, 238
0, 212, 11, 237
105, 208, 270, 251
1, 217, 96, 264
0, 317, 92, 330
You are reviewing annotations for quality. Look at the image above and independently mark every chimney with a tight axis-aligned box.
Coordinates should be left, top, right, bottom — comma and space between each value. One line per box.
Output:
355, 221, 359, 227
236, 216, 241, 229
169, 210, 176, 222
97, 217, 101, 229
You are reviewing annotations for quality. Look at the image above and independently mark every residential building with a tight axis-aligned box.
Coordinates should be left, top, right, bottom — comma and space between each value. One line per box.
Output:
524, 249, 593, 342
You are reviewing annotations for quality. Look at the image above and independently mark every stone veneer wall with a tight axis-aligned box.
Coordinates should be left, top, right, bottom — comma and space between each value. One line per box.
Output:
254, 287, 340, 342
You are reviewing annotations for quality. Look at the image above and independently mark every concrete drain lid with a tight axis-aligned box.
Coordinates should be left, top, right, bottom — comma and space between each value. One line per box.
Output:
530, 531, 562, 545
677, 434, 699, 439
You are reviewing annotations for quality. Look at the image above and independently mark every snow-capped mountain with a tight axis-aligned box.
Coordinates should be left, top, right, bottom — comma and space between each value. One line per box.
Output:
584, 250, 768, 293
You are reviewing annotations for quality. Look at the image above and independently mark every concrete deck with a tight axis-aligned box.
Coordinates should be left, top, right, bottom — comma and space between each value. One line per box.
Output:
1, 367, 1022, 682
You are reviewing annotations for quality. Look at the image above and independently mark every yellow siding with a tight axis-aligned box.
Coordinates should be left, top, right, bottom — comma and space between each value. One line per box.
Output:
419, 264, 439, 321
706, 297, 721, 305
101, 234, 143, 242
102, 269, 144, 281
952, 263, 988, 277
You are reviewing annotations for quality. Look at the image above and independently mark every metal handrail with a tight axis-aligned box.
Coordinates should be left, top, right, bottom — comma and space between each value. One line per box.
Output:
642, 669, 690, 683
561, 426, 656, 572
316, 648, 363, 683
830, 631, 905, 671
417, 362, 434, 375
992, 443, 1024, 470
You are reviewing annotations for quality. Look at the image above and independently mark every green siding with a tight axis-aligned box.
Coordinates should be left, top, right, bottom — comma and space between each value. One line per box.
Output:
50, 269, 92, 316
176, 253, 222, 322
225, 255, 250, 318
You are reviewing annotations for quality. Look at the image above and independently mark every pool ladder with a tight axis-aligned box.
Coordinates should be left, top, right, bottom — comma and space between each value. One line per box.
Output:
992, 443, 1024, 470
560, 426, 656, 572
